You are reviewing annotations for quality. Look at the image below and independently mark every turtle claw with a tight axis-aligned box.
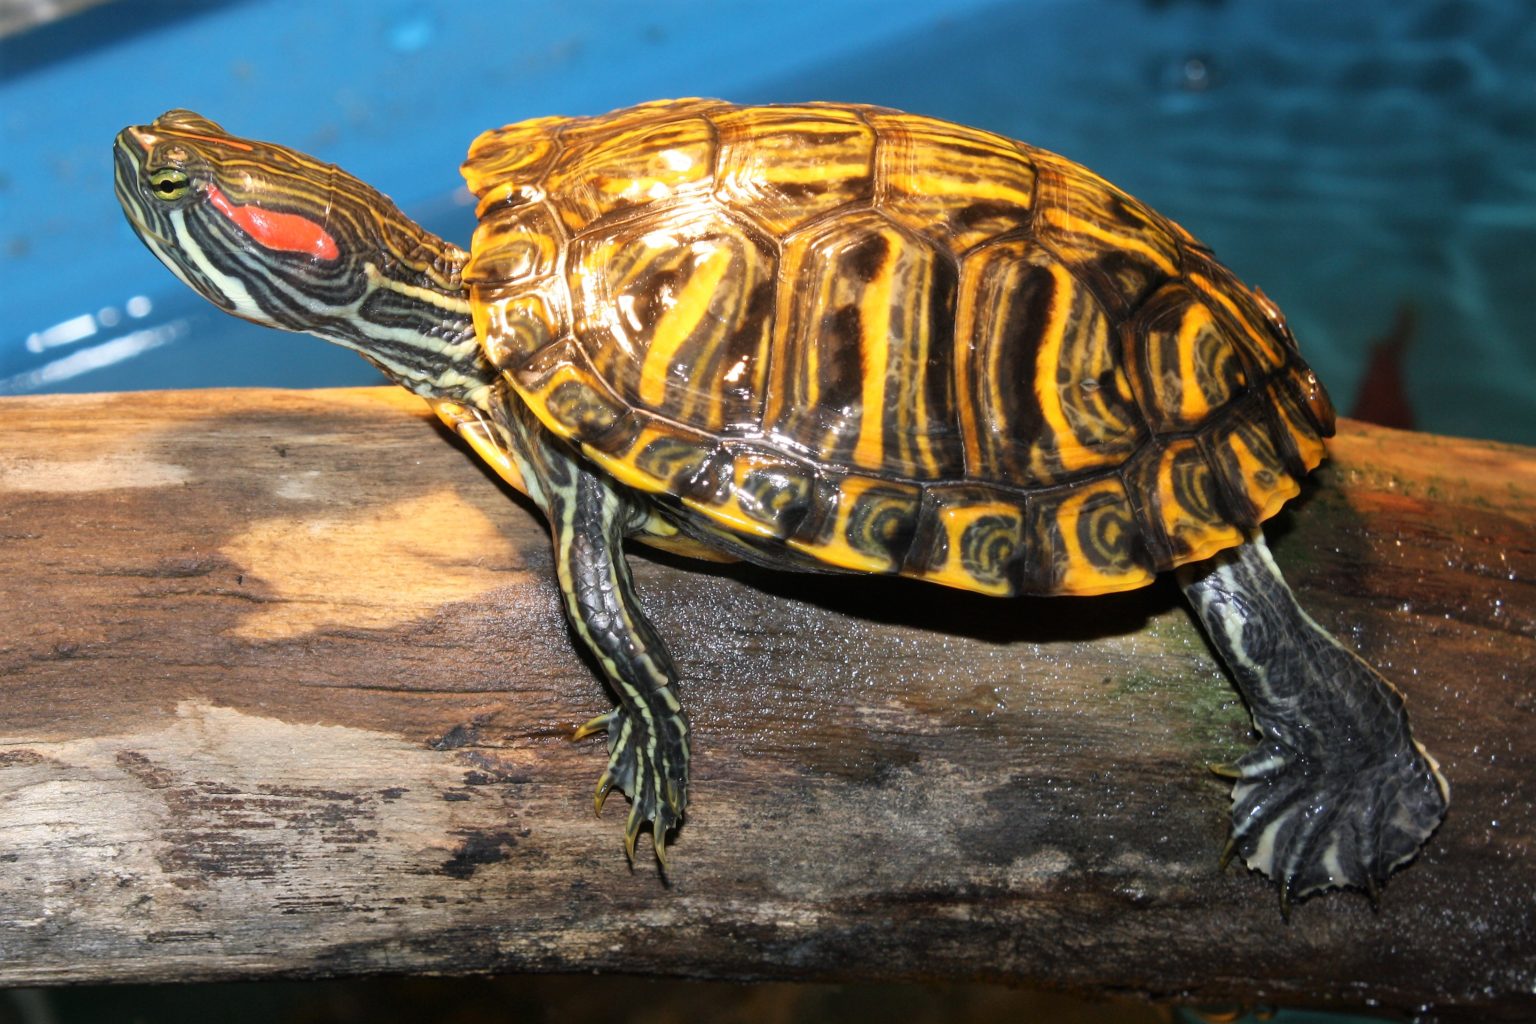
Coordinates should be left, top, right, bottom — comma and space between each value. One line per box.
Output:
1364, 870, 1383, 912
572, 710, 617, 742
653, 827, 672, 874
592, 768, 616, 815
1218, 835, 1239, 871
572, 703, 688, 867
623, 803, 643, 862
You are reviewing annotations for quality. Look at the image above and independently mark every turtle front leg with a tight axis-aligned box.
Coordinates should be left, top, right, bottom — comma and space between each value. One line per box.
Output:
1177, 531, 1449, 907
545, 463, 690, 867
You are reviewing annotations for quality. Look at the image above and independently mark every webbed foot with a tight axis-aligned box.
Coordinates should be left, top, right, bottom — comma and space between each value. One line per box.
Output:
1223, 731, 1449, 909
574, 702, 689, 867
1180, 532, 1450, 909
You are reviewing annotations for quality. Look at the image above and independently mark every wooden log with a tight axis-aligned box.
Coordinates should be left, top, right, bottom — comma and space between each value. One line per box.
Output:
0, 386, 1532, 1019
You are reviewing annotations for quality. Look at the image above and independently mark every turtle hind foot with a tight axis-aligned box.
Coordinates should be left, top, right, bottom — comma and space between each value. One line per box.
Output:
1224, 737, 1449, 909
574, 704, 690, 869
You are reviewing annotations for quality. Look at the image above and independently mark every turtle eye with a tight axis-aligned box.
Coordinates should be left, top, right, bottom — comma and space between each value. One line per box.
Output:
148, 168, 191, 201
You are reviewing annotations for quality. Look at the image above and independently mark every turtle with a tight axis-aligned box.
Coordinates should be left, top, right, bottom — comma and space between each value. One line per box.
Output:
114, 98, 1448, 905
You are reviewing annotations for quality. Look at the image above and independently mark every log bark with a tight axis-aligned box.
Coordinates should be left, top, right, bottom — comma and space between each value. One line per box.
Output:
0, 386, 1532, 1019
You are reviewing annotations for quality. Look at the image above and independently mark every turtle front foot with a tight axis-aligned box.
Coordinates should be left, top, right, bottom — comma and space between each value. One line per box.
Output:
574, 702, 690, 868
1221, 736, 1449, 910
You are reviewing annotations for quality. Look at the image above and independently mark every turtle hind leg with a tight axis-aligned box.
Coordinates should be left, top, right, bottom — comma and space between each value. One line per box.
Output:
546, 462, 689, 867
1178, 531, 1449, 905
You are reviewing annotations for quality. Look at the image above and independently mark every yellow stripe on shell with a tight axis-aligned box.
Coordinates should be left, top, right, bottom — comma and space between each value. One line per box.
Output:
950, 237, 1032, 481
761, 233, 830, 445
851, 245, 896, 469
1176, 303, 1220, 423
901, 171, 1034, 208
637, 243, 735, 407
1032, 262, 1089, 471
1189, 272, 1287, 369
1040, 207, 1179, 278
889, 238, 943, 477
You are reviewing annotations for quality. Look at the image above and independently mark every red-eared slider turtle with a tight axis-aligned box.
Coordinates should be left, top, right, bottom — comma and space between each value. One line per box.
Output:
114, 99, 1448, 905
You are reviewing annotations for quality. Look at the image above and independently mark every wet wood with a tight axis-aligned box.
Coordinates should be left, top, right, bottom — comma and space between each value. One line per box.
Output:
1, 386, 1532, 1020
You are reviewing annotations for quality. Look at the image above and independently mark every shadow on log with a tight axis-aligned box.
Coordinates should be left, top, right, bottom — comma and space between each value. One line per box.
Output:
1, 387, 1532, 1020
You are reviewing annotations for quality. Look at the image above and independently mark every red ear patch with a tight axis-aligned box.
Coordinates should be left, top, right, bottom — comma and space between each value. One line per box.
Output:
206, 185, 339, 261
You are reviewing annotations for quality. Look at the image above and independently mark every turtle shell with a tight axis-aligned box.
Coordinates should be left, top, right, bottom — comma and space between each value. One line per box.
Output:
461, 99, 1335, 597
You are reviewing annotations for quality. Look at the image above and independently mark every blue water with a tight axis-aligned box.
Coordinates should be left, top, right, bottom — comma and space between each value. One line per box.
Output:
2, 0, 1532, 443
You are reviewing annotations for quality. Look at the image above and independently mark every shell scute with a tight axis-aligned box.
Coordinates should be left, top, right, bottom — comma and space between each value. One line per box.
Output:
475, 285, 565, 372
1124, 282, 1249, 434
1187, 259, 1291, 373
684, 445, 816, 540
463, 117, 563, 206
785, 474, 923, 575
713, 105, 877, 236
465, 200, 564, 288
868, 111, 1037, 251
768, 208, 964, 480
568, 206, 776, 436
581, 418, 717, 498
1025, 475, 1156, 596
908, 485, 1027, 596
546, 115, 718, 232
1122, 437, 1245, 567
954, 235, 1143, 486
1204, 405, 1303, 524
1269, 371, 1331, 474
516, 340, 628, 443
1030, 147, 1181, 319
556, 98, 725, 145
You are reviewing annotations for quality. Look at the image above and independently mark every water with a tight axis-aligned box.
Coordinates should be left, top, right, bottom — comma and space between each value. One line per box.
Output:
2, 0, 1532, 443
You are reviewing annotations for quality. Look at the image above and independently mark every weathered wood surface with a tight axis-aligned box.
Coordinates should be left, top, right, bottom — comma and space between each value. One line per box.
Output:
0, 387, 1531, 1019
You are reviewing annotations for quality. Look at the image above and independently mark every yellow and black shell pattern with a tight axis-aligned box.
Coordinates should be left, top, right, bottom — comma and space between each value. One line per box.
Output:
461, 99, 1335, 597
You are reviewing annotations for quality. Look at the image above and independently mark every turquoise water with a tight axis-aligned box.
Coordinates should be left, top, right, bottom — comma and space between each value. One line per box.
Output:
2, 0, 1532, 443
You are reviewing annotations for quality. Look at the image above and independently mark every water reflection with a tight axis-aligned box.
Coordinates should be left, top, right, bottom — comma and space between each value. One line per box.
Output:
2, 318, 188, 394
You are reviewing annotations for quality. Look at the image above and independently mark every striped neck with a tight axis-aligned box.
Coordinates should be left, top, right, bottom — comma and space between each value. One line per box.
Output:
322, 233, 493, 405
114, 110, 498, 408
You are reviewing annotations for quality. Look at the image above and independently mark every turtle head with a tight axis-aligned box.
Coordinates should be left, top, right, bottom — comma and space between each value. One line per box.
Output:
114, 110, 357, 331
114, 111, 491, 401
